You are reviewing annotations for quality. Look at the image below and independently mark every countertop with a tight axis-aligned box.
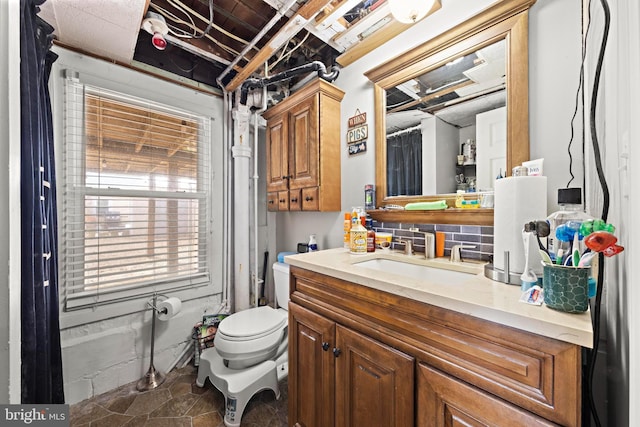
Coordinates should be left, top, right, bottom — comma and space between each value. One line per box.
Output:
285, 248, 594, 348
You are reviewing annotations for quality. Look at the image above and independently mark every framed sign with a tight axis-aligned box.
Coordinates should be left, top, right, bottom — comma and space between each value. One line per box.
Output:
347, 109, 368, 155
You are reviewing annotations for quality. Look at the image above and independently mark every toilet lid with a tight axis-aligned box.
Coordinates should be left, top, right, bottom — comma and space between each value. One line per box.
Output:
218, 306, 286, 340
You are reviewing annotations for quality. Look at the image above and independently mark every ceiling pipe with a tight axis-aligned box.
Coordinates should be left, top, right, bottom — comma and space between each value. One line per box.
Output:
239, 60, 340, 105
217, 0, 299, 87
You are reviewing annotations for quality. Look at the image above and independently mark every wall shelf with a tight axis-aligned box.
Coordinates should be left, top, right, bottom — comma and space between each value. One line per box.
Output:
367, 208, 494, 226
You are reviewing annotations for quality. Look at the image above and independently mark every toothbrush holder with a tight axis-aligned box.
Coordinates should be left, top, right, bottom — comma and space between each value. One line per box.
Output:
542, 264, 590, 313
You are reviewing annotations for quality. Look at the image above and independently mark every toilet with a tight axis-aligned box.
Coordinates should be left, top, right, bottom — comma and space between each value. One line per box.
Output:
196, 261, 290, 427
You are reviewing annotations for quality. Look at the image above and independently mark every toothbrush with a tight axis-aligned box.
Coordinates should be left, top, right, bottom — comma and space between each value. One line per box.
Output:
520, 231, 538, 288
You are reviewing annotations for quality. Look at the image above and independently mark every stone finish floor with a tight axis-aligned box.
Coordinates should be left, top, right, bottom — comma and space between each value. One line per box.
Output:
69, 364, 288, 427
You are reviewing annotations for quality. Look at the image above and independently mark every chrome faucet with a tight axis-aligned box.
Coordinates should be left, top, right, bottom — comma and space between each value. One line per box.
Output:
398, 239, 413, 256
450, 244, 476, 262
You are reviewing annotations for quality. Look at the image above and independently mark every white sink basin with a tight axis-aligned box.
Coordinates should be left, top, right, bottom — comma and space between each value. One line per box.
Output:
353, 258, 477, 285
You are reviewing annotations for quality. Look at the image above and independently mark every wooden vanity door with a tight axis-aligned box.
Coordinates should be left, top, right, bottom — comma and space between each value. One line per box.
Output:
335, 325, 414, 427
289, 303, 335, 427
416, 363, 555, 427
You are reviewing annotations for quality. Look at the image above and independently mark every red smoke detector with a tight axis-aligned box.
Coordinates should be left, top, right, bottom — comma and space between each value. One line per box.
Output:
141, 12, 169, 51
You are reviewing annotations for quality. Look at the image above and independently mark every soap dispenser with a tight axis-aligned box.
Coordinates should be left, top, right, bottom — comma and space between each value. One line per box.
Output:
308, 234, 318, 252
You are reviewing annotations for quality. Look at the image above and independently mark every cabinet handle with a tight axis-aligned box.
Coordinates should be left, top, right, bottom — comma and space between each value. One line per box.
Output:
333, 348, 341, 358
305, 196, 314, 202
291, 197, 298, 203
322, 342, 330, 351
282, 175, 292, 180
279, 198, 286, 203
268, 200, 274, 204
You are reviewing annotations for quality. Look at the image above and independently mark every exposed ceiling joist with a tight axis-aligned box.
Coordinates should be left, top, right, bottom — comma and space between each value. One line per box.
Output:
225, 0, 336, 92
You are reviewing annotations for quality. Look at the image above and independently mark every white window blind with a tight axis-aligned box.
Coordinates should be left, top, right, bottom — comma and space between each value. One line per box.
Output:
62, 78, 212, 310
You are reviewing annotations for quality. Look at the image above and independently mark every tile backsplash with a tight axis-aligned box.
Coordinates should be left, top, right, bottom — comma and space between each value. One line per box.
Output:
372, 221, 494, 261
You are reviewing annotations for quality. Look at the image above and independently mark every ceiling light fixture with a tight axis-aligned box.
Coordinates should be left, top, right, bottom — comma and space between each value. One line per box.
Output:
388, 0, 435, 24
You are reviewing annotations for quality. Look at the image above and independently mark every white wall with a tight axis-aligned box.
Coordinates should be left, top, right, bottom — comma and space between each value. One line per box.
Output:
49, 47, 226, 404
584, 0, 639, 425
529, 0, 584, 212
0, 0, 21, 404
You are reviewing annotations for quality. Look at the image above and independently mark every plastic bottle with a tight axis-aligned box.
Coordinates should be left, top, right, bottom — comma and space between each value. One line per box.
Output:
308, 234, 318, 252
343, 212, 351, 250
349, 214, 367, 254
365, 218, 376, 253
546, 188, 591, 262
364, 184, 376, 210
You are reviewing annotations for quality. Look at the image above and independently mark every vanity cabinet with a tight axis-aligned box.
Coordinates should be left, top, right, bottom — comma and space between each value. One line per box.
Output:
289, 303, 414, 427
263, 78, 344, 212
288, 266, 582, 427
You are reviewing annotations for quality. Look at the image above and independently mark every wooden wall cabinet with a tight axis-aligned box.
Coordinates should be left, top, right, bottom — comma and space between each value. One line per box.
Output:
288, 266, 582, 427
263, 78, 344, 212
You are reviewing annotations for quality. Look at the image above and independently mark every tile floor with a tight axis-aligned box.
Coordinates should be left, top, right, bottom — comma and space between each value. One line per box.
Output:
69, 364, 288, 427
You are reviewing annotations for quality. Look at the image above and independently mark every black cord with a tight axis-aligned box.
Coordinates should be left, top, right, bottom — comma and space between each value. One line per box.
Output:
567, 0, 593, 189
585, 0, 611, 425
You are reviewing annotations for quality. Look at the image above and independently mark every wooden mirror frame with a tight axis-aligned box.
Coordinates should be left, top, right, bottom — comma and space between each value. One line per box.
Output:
365, 0, 536, 226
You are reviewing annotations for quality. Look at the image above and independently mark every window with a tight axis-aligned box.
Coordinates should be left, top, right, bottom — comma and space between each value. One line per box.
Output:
62, 79, 212, 310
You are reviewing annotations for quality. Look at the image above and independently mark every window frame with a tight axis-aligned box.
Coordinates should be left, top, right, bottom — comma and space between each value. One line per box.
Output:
52, 62, 225, 328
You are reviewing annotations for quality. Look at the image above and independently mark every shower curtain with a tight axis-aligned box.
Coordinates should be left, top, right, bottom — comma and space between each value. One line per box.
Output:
387, 129, 423, 196
20, 0, 65, 404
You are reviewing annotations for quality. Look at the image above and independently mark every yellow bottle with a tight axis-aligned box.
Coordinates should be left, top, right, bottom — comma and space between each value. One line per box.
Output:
349, 216, 367, 254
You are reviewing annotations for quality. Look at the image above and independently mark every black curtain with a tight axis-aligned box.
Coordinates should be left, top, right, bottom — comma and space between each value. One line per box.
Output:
387, 129, 422, 196
20, 0, 64, 404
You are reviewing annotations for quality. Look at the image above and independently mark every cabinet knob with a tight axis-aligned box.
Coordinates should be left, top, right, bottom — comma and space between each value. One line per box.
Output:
280, 198, 286, 203
322, 342, 330, 351
305, 196, 313, 202
282, 175, 292, 180
333, 348, 341, 358
291, 197, 298, 203
268, 200, 274, 204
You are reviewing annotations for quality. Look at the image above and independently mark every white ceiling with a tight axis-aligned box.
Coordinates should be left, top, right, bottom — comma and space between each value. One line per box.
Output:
38, 0, 147, 62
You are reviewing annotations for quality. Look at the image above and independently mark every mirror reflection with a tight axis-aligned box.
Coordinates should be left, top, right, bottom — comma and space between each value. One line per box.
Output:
385, 39, 506, 197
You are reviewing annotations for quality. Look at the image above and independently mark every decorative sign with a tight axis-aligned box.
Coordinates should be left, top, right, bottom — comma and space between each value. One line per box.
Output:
348, 111, 367, 127
347, 109, 368, 155
346, 124, 368, 143
348, 141, 367, 155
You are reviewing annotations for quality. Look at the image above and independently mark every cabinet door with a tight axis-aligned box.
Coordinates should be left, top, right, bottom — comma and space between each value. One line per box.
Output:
335, 325, 414, 427
266, 114, 289, 193
267, 192, 279, 211
289, 189, 302, 211
289, 303, 336, 427
416, 363, 556, 427
289, 96, 319, 191
300, 187, 319, 211
277, 190, 289, 211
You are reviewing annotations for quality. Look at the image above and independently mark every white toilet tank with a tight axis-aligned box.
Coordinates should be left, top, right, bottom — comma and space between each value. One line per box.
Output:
272, 262, 290, 310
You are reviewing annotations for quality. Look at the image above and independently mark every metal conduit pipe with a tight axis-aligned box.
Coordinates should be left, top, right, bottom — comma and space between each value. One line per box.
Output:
252, 85, 268, 308
239, 61, 340, 105
217, 0, 299, 85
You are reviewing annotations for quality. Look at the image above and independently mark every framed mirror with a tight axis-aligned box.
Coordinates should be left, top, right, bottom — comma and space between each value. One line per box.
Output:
365, 0, 535, 225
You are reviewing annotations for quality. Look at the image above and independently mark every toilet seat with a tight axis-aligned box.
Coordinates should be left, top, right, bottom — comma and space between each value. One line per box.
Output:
217, 306, 287, 341
214, 306, 288, 369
